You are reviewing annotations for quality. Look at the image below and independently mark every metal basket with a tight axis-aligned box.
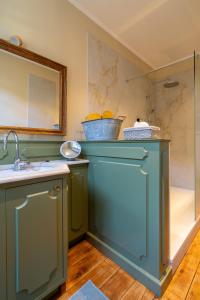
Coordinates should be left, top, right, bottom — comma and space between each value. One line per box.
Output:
123, 126, 160, 140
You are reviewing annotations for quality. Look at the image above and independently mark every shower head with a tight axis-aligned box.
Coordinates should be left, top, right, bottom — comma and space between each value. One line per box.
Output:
163, 80, 179, 88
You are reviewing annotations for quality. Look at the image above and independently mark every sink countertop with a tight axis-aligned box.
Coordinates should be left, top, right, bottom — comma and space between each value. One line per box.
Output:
0, 159, 89, 184
59, 158, 89, 165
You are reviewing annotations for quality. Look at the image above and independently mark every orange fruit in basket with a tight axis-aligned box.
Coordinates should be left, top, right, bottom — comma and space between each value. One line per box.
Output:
85, 113, 101, 121
102, 111, 114, 119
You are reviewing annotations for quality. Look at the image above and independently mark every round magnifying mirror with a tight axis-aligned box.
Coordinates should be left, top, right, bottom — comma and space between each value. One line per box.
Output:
60, 141, 81, 159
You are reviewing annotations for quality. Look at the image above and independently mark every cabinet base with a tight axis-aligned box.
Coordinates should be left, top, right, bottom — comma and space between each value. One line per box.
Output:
69, 234, 86, 248
86, 232, 172, 297
59, 282, 67, 294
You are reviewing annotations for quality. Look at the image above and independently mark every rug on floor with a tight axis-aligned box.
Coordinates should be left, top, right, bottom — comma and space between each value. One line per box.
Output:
69, 280, 109, 300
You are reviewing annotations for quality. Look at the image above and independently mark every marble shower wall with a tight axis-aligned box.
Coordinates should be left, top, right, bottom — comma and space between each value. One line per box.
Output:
88, 34, 152, 136
149, 67, 195, 189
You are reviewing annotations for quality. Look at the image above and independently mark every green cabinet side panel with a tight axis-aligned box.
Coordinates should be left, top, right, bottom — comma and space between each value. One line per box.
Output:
159, 143, 170, 272
90, 160, 147, 259
6, 179, 65, 300
68, 166, 88, 243
81, 141, 171, 296
0, 190, 6, 300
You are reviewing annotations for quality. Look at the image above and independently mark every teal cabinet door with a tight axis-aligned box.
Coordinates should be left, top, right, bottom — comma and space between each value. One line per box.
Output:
0, 190, 6, 300
68, 166, 88, 243
6, 179, 66, 300
90, 159, 147, 259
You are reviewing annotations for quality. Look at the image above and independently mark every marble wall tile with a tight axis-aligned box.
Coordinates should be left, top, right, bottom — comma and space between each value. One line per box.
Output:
88, 34, 150, 137
151, 69, 195, 189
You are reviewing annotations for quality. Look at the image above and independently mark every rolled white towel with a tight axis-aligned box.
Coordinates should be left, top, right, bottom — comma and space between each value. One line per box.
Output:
134, 119, 150, 128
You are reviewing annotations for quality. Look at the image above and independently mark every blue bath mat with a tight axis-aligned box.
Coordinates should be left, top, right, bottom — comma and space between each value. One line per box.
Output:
69, 280, 109, 300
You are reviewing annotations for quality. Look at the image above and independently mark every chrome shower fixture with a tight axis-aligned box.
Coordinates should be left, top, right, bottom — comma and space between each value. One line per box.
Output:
163, 80, 179, 88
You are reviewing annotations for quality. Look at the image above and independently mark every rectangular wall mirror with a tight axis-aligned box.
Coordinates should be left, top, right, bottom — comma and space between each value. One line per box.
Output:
0, 39, 67, 135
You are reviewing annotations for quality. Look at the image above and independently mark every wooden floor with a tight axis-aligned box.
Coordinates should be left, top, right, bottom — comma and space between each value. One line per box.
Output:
56, 230, 200, 300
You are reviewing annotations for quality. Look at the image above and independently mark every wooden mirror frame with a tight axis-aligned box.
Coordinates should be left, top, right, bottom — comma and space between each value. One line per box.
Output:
0, 39, 67, 135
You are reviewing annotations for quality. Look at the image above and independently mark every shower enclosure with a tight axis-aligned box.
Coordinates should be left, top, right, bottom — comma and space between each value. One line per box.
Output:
128, 54, 200, 271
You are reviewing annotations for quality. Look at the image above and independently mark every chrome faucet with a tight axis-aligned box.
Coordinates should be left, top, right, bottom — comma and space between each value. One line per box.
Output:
3, 130, 27, 171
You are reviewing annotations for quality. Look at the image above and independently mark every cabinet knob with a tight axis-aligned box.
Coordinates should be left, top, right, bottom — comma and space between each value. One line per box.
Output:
53, 185, 61, 192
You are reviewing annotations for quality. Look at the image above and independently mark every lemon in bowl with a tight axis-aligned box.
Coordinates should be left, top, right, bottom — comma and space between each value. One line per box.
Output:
85, 113, 101, 121
102, 111, 114, 119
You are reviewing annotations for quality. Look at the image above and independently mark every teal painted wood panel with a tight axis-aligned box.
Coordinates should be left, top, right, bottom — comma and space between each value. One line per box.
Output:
0, 140, 63, 165
81, 140, 171, 295
159, 143, 170, 272
6, 179, 65, 300
71, 173, 85, 230
22, 145, 61, 159
68, 166, 88, 243
90, 160, 147, 259
81, 145, 148, 160
15, 191, 58, 293
86, 149, 162, 277
0, 190, 6, 300
62, 176, 68, 276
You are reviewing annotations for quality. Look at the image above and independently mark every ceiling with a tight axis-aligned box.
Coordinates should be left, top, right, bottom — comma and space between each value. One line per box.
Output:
68, 0, 200, 68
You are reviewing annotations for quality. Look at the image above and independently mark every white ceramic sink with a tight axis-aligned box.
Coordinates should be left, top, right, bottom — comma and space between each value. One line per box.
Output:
0, 161, 70, 184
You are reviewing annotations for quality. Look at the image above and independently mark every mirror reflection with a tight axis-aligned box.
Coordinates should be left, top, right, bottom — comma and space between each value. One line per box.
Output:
0, 40, 66, 134
0, 49, 60, 130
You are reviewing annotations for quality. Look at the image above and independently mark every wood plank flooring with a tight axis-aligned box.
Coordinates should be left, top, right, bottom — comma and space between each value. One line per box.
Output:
57, 230, 200, 300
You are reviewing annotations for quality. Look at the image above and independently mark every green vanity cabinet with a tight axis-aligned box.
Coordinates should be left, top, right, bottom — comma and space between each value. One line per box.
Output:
81, 140, 171, 296
0, 190, 6, 300
68, 165, 88, 243
1, 176, 67, 300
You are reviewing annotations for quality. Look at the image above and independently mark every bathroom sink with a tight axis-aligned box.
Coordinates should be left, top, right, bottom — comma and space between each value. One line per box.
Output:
0, 161, 70, 184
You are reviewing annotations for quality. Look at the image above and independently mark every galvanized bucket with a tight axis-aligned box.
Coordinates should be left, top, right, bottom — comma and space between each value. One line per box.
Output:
82, 118, 123, 141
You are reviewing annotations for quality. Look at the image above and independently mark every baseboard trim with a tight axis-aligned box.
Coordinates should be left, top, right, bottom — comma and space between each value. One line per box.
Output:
86, 232, 172, 297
